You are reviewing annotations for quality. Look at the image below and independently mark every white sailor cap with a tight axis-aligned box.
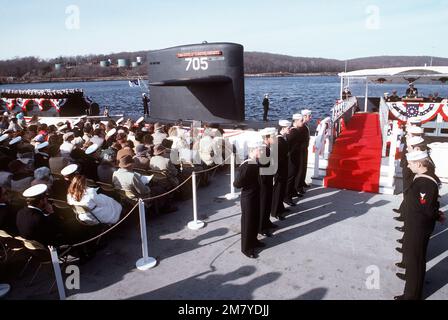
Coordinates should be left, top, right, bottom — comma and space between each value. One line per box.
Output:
63, 132, 74, 141
61, 164, 79, 177
85, 144, 100, 155
278, 120, 292, 127
407, 117, 422, 125
292, 113, 303, 120
23, 184, 48, 199
406, 126, 424, 134
9, 136, 22, 146
0, 133, 9, 143
72, 137, 84, 146
407, 136, 425, 147
406, 150, 429, 161
116, 117, 124, 125
35, 141, 49, 151
247, 140, 264, 149
260, 127, 277, 137
106, 128, 117, 138
301, 109, 312, 116
33, 134, 45, 143
136, 117, 145, 125
3, 111, 8, 116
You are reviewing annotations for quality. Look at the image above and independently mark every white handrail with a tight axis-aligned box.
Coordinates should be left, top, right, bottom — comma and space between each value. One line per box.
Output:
313, 117, 331, 179
379, 97, 390, 157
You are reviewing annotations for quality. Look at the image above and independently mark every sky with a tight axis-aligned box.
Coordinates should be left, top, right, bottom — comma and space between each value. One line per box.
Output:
1, 0, 447, 60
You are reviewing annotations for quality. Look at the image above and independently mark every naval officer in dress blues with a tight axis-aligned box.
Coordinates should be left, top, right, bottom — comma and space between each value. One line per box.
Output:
16, 184, 60, 246
395, 150, 442, 300
296, 109, 312, 194
233, 141, 265, 259
271, 120, 291, 220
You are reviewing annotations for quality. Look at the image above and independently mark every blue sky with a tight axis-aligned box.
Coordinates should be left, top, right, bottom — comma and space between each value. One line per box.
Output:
1, 0, 447, 60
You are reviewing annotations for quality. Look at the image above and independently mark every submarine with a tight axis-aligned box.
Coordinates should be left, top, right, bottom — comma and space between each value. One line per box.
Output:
148, 42, 245, 124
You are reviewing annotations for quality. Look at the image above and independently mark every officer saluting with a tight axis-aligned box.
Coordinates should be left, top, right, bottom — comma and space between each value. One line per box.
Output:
296, 109, 312, 194
271, 120, 291, 220
259, 128, 278, 237
395, 150, 443, 300
284, 113, 306, 206
233, 141, 265, 259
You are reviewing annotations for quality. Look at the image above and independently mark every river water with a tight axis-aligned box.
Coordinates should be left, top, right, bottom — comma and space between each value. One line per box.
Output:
3, 76, 448, 128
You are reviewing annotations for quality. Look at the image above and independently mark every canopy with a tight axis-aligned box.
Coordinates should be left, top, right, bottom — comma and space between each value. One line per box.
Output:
339, 66, 448, 84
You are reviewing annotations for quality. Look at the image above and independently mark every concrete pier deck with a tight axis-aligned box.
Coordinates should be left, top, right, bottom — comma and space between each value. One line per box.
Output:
3, 171, 448, 300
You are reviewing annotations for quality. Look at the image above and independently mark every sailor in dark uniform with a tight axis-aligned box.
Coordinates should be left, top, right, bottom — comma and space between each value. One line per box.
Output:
79, 144, 100, 181
262, 94, 270, 122
271, 120, 291, 220
259, 128, 278, 237
284, 114, 306, 206
142, 93, 150, 117
34, 141, 50, 169
51, 164, 79, 201
296, 109, 312, 194
233, 141, 264, 259
0, 133, 11, 157
7, 136, 23, 159
395, 150, 442, 300
16, 184, 60, 246
406, 83, 418, 98
394, 122, 424, 219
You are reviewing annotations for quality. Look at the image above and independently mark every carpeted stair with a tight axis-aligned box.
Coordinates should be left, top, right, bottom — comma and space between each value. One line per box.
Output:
324, 113, 382, 193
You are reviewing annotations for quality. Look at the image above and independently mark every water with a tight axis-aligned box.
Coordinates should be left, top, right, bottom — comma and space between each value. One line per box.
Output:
3, 76, 448, 129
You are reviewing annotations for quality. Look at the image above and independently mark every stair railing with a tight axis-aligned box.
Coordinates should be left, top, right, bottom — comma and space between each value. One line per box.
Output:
379, 97, 391, 157
329, 96, 358, 153
313, 117, 331, 180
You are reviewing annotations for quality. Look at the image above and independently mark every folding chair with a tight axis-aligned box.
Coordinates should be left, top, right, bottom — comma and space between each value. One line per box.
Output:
0, 230, 25, 264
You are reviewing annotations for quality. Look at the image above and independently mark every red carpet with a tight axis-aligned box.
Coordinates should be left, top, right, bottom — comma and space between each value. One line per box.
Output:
324, 113, 382, 193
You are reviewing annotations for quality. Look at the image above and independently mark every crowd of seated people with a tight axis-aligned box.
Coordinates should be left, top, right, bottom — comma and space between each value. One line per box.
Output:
0, 112, 231, 258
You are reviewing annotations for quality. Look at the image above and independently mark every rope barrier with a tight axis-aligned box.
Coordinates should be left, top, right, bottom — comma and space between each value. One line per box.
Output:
141, 155, 232, 202
58, 202, 139, 250
57, 154, 233, 250
141, 175, 192, 202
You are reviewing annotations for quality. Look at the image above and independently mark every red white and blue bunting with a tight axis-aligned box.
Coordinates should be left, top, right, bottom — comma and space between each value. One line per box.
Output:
388, 102, 444, 123
1, 98, 16, 110
441, 104, 448, 121
2, 98, 67, 113
49, 99, 67, 112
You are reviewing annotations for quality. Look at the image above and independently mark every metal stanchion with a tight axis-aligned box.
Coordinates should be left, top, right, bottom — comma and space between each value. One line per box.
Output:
136, 199, 157, 271
225, 152, 240, 200
188, 172, 205, 230
49, 246, 66, 300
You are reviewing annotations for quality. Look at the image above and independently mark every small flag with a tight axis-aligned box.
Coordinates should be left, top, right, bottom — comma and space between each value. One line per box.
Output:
129, 79, 140, 88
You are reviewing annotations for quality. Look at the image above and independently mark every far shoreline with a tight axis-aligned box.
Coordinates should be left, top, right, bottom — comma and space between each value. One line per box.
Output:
0, 72, 338, 85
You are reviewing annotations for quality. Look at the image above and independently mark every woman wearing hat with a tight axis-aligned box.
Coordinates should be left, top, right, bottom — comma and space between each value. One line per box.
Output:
113, 155, 151, 202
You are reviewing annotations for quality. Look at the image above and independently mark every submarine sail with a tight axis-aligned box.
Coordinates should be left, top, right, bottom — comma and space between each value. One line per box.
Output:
148, 42, 245, 123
